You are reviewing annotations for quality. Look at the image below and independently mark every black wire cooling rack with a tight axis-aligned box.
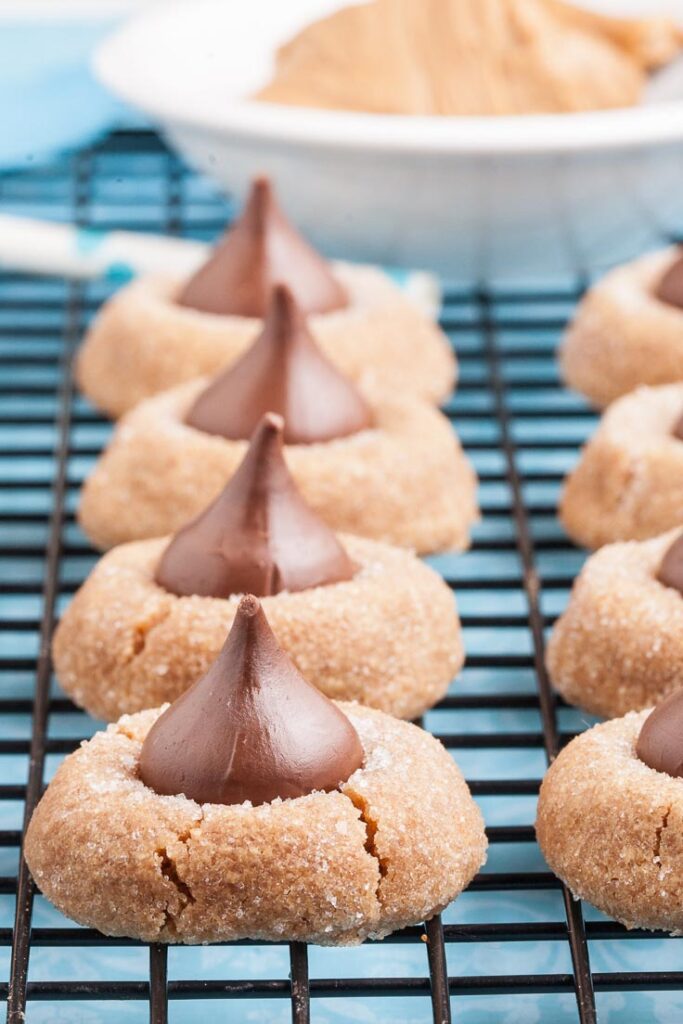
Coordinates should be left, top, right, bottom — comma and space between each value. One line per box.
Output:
2, 128, 683, 1024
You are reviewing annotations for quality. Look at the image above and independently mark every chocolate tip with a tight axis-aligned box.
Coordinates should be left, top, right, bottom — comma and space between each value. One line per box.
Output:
238, 594, 261, 617
247, 175, 274, 229
267, 282, 302, 332
256, 411, 285, 435
272, 281, 293, 303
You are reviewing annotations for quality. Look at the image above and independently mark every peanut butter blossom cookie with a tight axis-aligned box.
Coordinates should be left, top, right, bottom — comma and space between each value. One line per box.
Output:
537, 690, 683, 934
560, 383, 683, 549
27, 597, 487, 945
56, 413, 464, 722
77, 177, 456, 416
562, 248, 683, 408
547, 528, 683, 718
78, 286, 478, 553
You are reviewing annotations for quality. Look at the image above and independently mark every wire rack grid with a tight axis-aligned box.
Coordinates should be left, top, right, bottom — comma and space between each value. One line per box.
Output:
1, 128, 683, 1024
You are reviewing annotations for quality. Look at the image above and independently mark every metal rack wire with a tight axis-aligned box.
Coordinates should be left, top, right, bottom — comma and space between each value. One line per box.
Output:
1, 128, 682, 1024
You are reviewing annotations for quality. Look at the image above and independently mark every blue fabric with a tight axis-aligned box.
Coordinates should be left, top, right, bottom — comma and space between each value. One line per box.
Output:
0, 21, 126, 170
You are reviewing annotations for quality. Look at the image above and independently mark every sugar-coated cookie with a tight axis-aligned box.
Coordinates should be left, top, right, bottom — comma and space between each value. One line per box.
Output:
28, 599, 486, 945
561, 247, 683, 408
537, 700, 683, 934
548, 529, 683, 718
77, 178, 455, 416
560, 384, 683, 549
79, 380, 478, 554
54, 534, 463, 722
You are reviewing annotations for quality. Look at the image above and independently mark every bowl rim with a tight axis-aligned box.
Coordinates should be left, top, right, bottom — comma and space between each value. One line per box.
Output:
94, 0, 683, 157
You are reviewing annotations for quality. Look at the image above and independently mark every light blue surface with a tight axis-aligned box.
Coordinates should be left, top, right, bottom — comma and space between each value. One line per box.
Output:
0, 20, 124, 170
2, 142, 683, 1023
0, 324, 676, 1023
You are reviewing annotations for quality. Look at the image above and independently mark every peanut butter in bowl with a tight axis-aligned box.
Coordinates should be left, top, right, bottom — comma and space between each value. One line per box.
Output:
254, 0, 683, 117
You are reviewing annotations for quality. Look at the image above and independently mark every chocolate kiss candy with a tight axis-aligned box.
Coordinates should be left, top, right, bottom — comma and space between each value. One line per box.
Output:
636, 689, 683, 778
177, 176, 348, 318
139, 594, 364, 805
185, 283, 372, 444
155, 412, 356, 598
657, 531, 683, 595
656, 251, 683, 310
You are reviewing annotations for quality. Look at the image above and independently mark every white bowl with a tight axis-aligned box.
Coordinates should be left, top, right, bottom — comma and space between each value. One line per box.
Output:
95, 0, 683, 283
